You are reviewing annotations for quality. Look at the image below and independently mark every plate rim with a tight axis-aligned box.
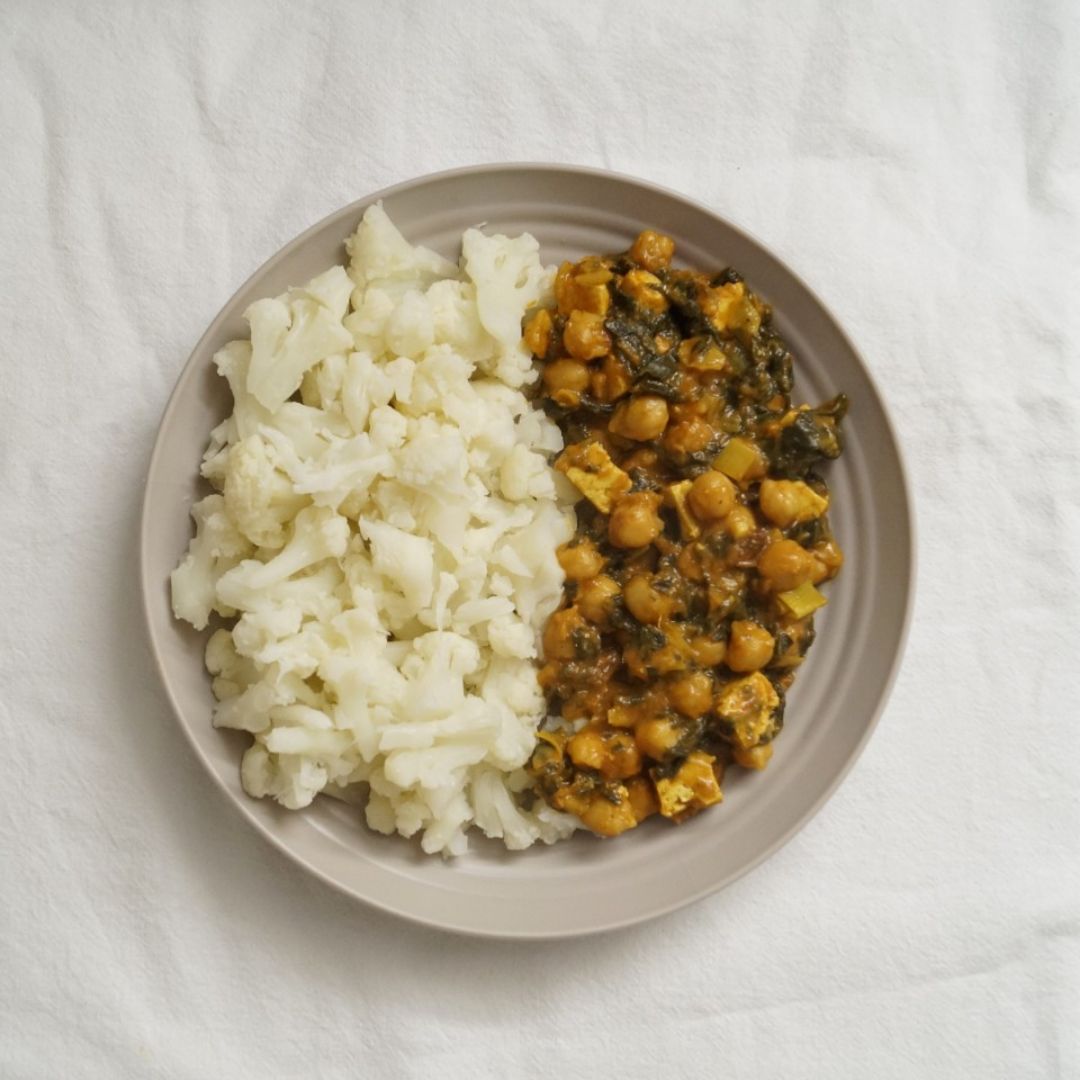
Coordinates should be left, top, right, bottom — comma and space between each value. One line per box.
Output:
139, 162, 917, 939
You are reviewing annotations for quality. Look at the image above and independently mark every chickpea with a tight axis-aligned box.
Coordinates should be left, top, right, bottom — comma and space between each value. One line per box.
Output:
563, 309, 610, 361
625, 776, 659, 822
608, 492, 664, 549
624, 573, 677, 624
574, 264, 614, 287
733, 743, 774, 770
542, 607, 593, 660
758, 478, 828, 528
580, 791, 638, 837
567, 728, 607, 771
690, 634, 727, 667
619, 268, 668, 313
600, 730, 643, 780
726, 620, 776, 673
557, 538, 605, 581
724, 505, 756, 539
648, 641, 691, 675
757, 538, 816, 591
677, 543, 706, 582
543, 358, 590, 397
629, 229, 675, 273
687, 470, 737, 522
577, 575, 620, 624
609, 394, 670, 442
522, 308, 552, 357
570, 262, 613, 317
622, 447, 660, 473
668, 671, 713, 719
811, 539, 844, 583
553, 261, 578, 316
663, 416, 714, 458
635, 715, 683, 760
590, 354, 632, 402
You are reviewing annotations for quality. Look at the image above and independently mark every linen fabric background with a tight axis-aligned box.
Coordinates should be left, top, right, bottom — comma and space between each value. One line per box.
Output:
1, 1, 1078, 1077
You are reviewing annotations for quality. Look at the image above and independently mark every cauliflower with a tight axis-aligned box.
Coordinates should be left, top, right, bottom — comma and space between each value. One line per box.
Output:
384, 290, 435, 357
288, 433, 394, 511
359, 517, 435, 610
215, 505, 349, 613
291, 265, 354, 320
213, 340, 270, 441
462, 227, 552, 387
223, 435, 308, 549
171, 206, 579, 855
471, 766, 542, 850
299, 352, 348, 412
427, 278, 496, 362
345, 202, 455, 287
170, 494, 253, 630
245, 285, 354, 412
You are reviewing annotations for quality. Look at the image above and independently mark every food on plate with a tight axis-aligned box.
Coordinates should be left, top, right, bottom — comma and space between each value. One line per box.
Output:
525, 230, 847, 836
171, 204, 580, 855
171, 208, 846, 855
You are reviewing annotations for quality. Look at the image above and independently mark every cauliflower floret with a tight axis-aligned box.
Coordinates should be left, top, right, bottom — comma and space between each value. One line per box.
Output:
214, 675, 287, 733
241, 743, 328, 810
200, 418, 235, 487
245, 286, 354, 412
384, 356, 415, 405
384, 740, 489, 791
462, 228, 552, 387
343, 287, 394, 355
288, 433, 394, 511
215, 506, 349, 613
410, 345, 475, 414
204, 628, 258, 700
486, 615, 536, 660
359, 517, 435, 610
396, 418, 469, 494
499, 443, 552, 502
368, 405, 408, 452
345, 202, 455, 286
213, 340, 270, 441
170, 494, 253, 630
427, 278, 497, 362
243, 621, 333, 678
264, 724, 352, 758
339, 351, 394, 435
471, 766, 541, 850
396, 631, 481, 722
290, 265, 354, 320
299, 352, 348, 412
223, 435, 309, 549
384, 290, 435, 358
231, 606, 303, 660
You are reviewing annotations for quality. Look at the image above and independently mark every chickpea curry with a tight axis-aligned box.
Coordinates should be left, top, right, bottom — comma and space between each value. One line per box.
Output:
523, 229, 847, 839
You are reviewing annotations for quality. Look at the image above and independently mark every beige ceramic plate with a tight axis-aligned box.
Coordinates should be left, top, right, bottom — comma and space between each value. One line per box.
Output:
141, 164, 914, 938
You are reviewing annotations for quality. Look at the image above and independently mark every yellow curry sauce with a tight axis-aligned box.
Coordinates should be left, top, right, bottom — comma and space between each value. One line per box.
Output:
524, 230, 847, 838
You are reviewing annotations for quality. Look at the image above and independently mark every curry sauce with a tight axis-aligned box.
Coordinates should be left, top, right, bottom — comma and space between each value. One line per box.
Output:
524, 230, 847, 837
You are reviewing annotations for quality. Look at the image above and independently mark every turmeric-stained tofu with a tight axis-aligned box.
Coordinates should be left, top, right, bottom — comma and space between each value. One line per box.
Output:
667, 480, 701, 539
715, 672, 781, 750
655, 751, 723, 821
702, 281, 762, 337
555, 441, 631, 513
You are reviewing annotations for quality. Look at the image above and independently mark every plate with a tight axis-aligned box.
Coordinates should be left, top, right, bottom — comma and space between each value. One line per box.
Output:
140, 164, 914, 938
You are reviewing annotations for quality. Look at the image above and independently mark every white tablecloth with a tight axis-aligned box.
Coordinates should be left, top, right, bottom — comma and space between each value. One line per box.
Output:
3, 1, 1078, 1076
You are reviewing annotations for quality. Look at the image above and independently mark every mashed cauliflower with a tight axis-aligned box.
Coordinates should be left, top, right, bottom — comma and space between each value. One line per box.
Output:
171, 204, 579, 855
